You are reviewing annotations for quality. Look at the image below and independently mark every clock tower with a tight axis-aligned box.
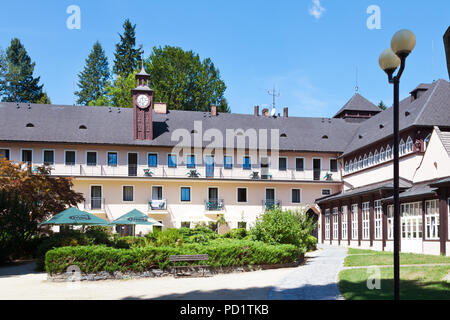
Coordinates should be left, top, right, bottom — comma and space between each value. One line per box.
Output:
131, 64, 154, 140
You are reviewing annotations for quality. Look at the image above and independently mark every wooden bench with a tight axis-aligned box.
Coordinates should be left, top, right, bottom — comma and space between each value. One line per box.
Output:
169, 254, 209, 277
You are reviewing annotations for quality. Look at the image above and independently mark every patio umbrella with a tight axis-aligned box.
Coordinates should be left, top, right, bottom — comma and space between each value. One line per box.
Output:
39, 207, 110, 226
109, 209, 163, 226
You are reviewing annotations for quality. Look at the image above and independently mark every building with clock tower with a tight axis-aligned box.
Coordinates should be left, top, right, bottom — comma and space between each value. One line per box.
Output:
131, 64, 154, 140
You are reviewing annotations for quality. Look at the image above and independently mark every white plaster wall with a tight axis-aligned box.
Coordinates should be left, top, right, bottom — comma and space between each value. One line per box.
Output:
422, 242, 441, 255
413, 129, 450, 183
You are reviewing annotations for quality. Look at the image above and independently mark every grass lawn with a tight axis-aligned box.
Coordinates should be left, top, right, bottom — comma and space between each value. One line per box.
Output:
340, 248, 450, 300
339, 266, 450, 300
345, 248, 450, 267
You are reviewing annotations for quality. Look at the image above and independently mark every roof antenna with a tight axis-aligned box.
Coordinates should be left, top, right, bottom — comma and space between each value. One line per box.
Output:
355, 67, 359, 93
267, 85, 280, 116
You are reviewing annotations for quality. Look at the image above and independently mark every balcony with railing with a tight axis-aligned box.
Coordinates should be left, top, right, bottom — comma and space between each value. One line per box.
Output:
262, 199, 282, 210
46, 162, 341, 182
148, 199, 168, 211
84, 197, 105, 211
204, 199, 224, 211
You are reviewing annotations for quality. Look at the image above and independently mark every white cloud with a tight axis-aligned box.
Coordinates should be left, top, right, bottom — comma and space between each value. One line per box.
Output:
309, 0, 325, 20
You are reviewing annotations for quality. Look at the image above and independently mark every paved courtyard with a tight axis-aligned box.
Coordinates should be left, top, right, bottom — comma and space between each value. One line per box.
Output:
0, 245, 346, 300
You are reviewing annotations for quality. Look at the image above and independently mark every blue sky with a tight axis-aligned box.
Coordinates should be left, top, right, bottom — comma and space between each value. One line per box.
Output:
0, 0, 449, 117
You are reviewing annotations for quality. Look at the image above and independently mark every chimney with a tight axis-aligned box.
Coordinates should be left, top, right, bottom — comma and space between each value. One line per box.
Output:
211, 104, 217, 116
254, 105, 259, 116
283, 107, 288, 117
261, 108, 269, 117
154, 102, 167, 114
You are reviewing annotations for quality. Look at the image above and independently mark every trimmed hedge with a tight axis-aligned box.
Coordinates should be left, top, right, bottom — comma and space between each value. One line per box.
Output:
45, 239, 303, 274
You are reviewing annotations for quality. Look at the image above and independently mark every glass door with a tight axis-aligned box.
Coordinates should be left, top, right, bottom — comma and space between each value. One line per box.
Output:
128, 153, 138, 176
205, 156, 214, 178
90, 186, 102, 209
265, 188, 275, 209
313, 158, 321, 181
207, 187, 219, 210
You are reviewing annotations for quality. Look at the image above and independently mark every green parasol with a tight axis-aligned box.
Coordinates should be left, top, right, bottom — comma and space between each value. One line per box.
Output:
110, 209, 163, 226
40, 207, 110, 226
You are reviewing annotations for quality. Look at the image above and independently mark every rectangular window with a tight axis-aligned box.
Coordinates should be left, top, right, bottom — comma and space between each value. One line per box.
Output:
330, 159, 338, 172
0, 149, 10, 160
341, 206, 348, 240
401, 202, 422, 240
237, 221, 247, 229
362, 202, 370, 240
237, 188, 247, 203
65, 151, 76, 166
107, 152, 117, 166
291, 189, 301, 203
43, 150, 54, 165
148, 153, 158, 167
322, 189, 331, 196
122, 186, 134, 202
332, 207, 339, 239
181, 221, 191, 228
21, 149, 32, 165
351, 204, 358, 240
86, 152, 97, 166
243, 156, 251, 170
295, 158, 304, 171
387, 205, 394, 240
186, 154, 196, 168
279, 157, 287, 171
325, 209, 330, 240
224, 156, 233, 169
425, 200, 439, 240
168, 154, 177, 168
181, 187, 191, 202
374, 200, 383, 240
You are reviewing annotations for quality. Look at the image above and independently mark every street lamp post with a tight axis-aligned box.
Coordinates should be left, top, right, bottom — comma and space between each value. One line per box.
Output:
379, 29, 416, 300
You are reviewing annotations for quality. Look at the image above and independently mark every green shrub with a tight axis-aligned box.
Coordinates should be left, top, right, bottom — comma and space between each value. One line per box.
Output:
84, 226, 113, 245
178, 226, 218, 242
155, 228, 182, 246
45, 239, 303, 274
304, 235, 317, 251
223, 228, 248, 240
249, 208, 316, 248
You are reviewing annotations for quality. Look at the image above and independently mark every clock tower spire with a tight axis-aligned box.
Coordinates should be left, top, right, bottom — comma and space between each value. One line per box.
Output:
131, 60, 154, 140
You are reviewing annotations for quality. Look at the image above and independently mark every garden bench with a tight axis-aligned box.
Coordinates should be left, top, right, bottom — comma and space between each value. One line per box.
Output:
169, 254, 209, 277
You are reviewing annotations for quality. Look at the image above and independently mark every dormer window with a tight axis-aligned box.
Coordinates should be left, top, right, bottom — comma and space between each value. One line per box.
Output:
368, 152, 373, 166
379, 124, 384, 129
26, 123, 34, 127
424, 133, 431, 149
79, 125, 87, 129
363, 154, 368, 167
399, 139, 405, 155
386, 145, 392, 159
322, 135, 328, 139
348, 160, 352, 172
353, 158, 357, 171
374, 150, 379, 163
358, 156, 363, 169
406, 136, 413, 153
280, 133, 287, 138
380, 147, 385, 161
344, 162, 349, 173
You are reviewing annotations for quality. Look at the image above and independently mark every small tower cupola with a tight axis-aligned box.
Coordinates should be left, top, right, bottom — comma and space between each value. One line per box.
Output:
131, 60, 154, 140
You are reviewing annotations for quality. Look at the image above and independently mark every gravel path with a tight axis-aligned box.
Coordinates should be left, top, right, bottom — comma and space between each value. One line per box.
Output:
0, 245, 348, 300
268, 244, 347, 300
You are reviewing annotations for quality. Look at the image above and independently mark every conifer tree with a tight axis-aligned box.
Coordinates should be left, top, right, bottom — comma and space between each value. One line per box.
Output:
0, 38, 45, 103
113, 19, 142, 77
75, 41, 110, 105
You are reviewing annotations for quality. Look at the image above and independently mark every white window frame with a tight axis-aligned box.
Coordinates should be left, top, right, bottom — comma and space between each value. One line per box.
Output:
341, 206, 348, 240
329, 158, 338, 172
368, 152, 373, 166
399, 139, 406, 155
401, 201, 422, 240
325, 209, 330, 240
374, 150, 379, 164
180, 186, 192, 203
295, 157, 305, 171
351, 204, 358, 240
236, 187, 248, 203
151, 185, 164, 201
332, 207, 339, 239
20, 148, 33, 165
147, 152, 158, 168
344, 162, 348, 173
86, 150, 98, 166
42, 149, 55, 166
425, 199, 439, 240
64, 150, 77, 166
358, 156, 363, 169
386, 145, 392, 159
122, 185, 134, 203
380, 147, 385, 161
353, 158, 357, 171
362, 202, 370, 240
374, 200, 383, 240
278, 156, 288, 171
406, 136, 413, 153
291, 188, 302, 204
363, 154, 368, 167
106, 151, 118, 167
387, 205, 394, 240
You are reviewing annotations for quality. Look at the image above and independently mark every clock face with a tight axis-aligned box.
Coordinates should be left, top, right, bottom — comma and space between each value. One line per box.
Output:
136, 94, 150, 108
